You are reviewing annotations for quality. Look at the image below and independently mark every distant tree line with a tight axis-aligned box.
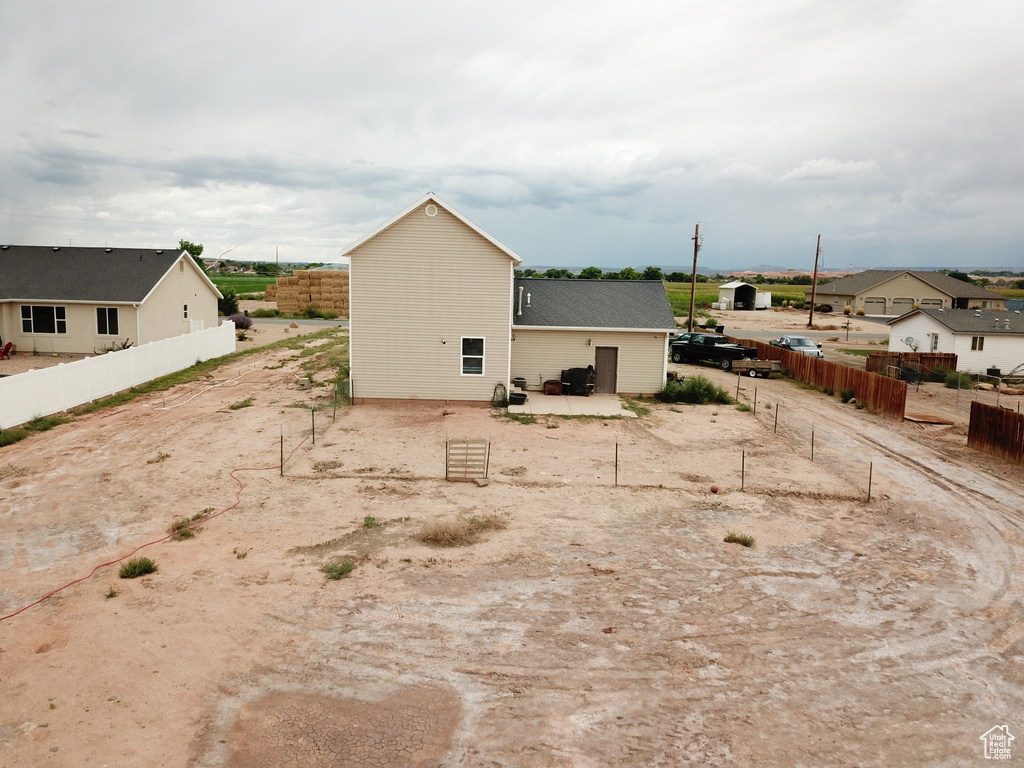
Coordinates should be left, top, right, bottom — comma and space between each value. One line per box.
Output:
514, 267, 821, 285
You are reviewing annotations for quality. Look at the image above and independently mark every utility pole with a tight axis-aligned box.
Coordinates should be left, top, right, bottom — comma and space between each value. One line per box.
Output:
276, 246, 279, 278
807, 234, 820, 328
687, 223, 700, 332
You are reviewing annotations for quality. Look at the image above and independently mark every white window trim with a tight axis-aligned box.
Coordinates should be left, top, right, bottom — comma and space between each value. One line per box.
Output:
972, 336, 985, 351
460, 336, 485, 376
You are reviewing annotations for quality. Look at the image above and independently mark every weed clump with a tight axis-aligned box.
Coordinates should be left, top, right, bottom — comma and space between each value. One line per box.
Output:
119, 557, 158, 578
170, 508, 214, 540
839, 387, 855, 403
419, 514, 508, 547
945, 370, 973, 389
322, 560, 356, 580
229, 398, 253, 410
724, 532, 755, 548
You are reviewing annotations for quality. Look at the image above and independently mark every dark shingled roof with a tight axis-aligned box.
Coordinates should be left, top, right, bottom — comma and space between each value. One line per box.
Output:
513, 278, 675, 330
816, 270, 1005, 300
890, 308, 1024, 334
0, 246, 188, 303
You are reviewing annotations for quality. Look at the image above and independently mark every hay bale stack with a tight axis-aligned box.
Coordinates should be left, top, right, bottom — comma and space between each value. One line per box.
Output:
268, 270, 348, 316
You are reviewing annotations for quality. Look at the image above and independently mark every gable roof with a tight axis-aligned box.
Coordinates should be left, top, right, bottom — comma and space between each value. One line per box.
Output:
889, 308, 1024, 334
0, 246, 219, 303
513, 278, 675, 331
340, 192, 522, 264
816, 270, 1004, 300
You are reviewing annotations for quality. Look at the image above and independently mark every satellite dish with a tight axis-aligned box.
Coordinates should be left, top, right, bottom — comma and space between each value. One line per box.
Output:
902, 336, 917, 351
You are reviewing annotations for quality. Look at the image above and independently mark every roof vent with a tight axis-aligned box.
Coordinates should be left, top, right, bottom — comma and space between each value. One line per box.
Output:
424, 204, 438, 218
52, 247, 60, 252
1, 245, 8, 250
155, 249, 163, 254
105, 248, 112, 253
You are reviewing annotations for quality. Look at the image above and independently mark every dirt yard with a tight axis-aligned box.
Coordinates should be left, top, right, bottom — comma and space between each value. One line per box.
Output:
2, 319, 1023, 767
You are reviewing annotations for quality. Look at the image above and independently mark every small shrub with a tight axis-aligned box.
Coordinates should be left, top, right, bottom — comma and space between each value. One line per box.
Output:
218, 289, 239, 316
119, 557, 158, 578
735, 403, 752, 412
945, 370, 973, 389
815, 303, 833, 313
924, 365, 950, 383
322, 560, 356, 580
363, 516, 379, 528
657, 376, 733, 405
839, 387, 855, 403
227, 313, 253, 330
250, 308, 281, 318
170, 508, 213, 540
229, 398, 253, 410
105, 587, 119, 599
855, 307, 865, 316
724, 532, 755, 548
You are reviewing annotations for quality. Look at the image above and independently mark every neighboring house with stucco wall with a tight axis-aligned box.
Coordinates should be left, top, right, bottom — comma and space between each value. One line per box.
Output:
808, 270, 1005, 316
0, 245, 221, 356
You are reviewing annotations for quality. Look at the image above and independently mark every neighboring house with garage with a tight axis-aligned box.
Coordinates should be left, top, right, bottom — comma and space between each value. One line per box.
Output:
887, 308, 1024, 374
807, 270, 1006, 316
346, 193, 676, 403
0, 245, 221, 355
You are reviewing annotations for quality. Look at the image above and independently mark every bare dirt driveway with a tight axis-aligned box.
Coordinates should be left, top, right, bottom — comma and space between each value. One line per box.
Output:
1, 326, 1023, 766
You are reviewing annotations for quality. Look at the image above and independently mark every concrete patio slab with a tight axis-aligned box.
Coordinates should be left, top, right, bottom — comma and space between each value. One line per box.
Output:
506, 393, 637, 418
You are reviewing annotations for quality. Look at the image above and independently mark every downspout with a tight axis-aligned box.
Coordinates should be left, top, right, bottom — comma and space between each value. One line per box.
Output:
517, 285, 524, 316
134, 304, 140, 345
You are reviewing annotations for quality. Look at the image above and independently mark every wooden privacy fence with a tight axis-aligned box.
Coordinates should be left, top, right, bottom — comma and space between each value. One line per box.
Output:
866, 352, 958, 377
968, 401, 1024, 464
731, 337, 908, 420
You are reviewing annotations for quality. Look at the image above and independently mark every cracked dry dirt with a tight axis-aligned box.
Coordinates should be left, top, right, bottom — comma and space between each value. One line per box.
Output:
1, 334, 1023, 766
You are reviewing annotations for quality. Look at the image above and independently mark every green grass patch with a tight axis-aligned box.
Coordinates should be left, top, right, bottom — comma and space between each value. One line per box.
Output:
837, 348, 871, 357
209, 275, 278, 294
229, 398, 253, 410
724, 532, 755, 548
621, 398, 651, 417
322, 559, 356, 580
735, 403, 752, 412
119, 557, 158, 578
0, 428, 30, 447
170, 508, 214, 540
501, 412, 538, 425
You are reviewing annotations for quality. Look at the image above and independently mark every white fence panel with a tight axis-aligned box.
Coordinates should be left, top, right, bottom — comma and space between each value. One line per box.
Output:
0, 322, 235, 429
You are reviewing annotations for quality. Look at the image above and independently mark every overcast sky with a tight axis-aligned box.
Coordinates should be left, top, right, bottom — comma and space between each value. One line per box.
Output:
1, 1, 1022, 271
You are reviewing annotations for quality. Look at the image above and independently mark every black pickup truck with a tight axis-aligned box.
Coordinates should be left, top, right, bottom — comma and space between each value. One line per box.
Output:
669, 332, 759, 371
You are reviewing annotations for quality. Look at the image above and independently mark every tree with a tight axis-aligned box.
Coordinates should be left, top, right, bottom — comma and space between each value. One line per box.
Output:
791, 274, 813, 285
578, 266, 603, 280
948, 270, 972, 283
544, 268, 574, 279
218, 288, 239, 316
642, 266, 664, 281
178, 240, 206, 272
666, 272, 690, 283
254, 262, 277, 276
617, 266, 641, 280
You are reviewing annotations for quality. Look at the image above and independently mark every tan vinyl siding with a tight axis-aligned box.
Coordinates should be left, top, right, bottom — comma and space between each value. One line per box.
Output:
511, 329, 668, 395
3, 302, 140, 355
350, 203, 513, 401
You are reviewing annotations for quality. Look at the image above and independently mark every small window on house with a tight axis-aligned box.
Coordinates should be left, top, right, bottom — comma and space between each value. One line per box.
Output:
972, 336, 985, 351
930, 334, 938, 352
183, 304, 189, 319
21, 305, 67, 334
97, 307, 119, 336
461, 337, 484, 375
981, 300, 992, 309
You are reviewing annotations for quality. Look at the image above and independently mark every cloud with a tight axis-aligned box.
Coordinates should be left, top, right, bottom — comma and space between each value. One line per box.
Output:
779, 159, 884, 186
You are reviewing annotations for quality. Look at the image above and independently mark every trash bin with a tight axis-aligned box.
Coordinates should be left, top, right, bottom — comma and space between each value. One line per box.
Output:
715, 325, 725, 334
512, 377, 527, 390
509, 392, 527, 405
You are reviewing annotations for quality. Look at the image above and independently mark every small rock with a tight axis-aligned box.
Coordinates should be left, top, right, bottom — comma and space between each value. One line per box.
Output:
107, 696, 118, 702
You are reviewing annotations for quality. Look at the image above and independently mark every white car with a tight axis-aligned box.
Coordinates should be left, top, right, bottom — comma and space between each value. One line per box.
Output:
771, 335, 824, 358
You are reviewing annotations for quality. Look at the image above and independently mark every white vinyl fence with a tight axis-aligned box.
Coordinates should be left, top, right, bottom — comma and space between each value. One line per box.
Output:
0, 322, 236, 429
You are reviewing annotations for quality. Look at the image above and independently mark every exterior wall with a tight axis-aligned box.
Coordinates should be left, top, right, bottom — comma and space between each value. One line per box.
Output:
349, 203, 513, 401
1, 301, 140, 355
951, 335, 1024, 374
889, 316, 1024, 373
138, 256, 219, 342
511, 328, 669, 395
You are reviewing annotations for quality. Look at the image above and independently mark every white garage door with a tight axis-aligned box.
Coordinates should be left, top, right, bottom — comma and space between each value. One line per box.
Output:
920, 298, 944, 308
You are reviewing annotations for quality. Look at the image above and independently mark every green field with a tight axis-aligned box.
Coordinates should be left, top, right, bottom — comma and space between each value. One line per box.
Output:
664, 282, 810, 316
210, 275, 278, 294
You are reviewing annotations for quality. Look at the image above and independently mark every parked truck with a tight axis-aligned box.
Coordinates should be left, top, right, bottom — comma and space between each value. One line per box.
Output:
669, 333, 759, 371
